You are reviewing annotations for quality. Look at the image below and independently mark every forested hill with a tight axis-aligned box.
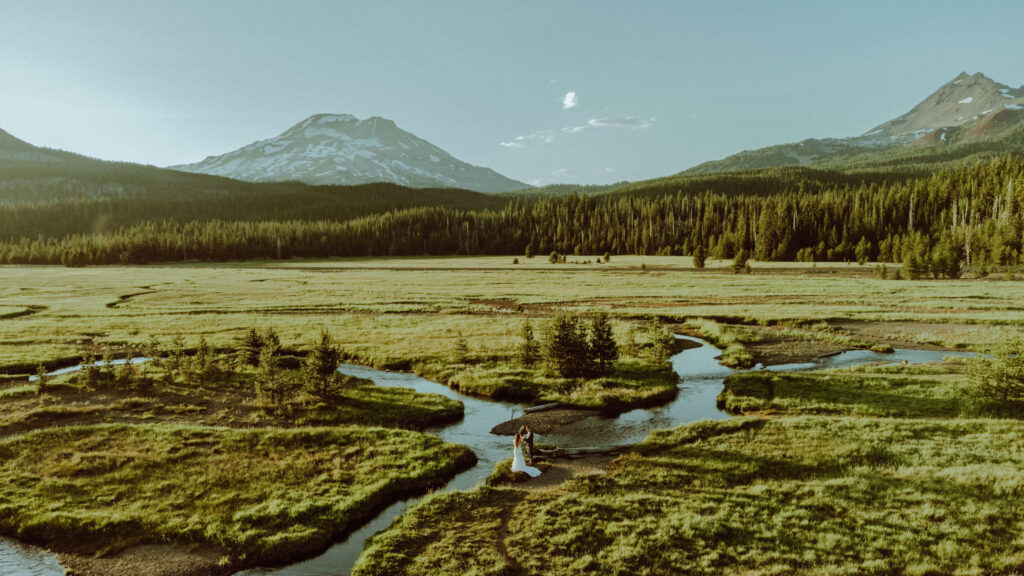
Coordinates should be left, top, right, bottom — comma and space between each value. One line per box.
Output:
598, 124, 1024, 201
2, 155, 1021, 273
0, 128, 504, 238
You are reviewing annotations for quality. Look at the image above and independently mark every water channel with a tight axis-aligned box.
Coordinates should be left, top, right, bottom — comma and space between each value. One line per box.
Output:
3, 337, 974, 575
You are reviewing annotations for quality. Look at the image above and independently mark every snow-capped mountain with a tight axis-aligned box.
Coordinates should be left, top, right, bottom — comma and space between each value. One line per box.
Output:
684, 72, 1024, 174
171, 114, 527, 193
866, 72, 1022, 138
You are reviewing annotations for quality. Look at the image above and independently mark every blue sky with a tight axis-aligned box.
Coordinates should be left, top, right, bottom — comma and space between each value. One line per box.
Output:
2, 0, 1022, 185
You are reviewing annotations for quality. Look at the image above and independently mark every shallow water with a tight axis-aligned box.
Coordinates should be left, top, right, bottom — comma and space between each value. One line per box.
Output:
0, 538, 65, 576
4, 340, 973, 576
246, 338, 975, 575
28, 357, 149, 381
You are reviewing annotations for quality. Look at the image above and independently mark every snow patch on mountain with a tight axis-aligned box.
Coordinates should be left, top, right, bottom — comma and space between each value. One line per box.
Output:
171, 114, 527, 193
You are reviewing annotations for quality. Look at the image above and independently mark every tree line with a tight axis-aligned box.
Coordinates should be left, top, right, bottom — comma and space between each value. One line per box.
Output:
1, 156, 1022, 270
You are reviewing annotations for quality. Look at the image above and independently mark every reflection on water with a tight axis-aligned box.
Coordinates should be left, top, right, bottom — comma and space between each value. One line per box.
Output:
6, 338, 975, 576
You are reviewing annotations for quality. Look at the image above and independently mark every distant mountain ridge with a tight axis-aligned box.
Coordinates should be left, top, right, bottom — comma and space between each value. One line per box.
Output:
171, 114, 527, 193
684, 72, 1024, 175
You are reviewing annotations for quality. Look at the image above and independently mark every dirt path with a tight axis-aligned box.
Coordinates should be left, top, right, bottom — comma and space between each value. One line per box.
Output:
516, 454, 616, 492
494, 497, 527, 576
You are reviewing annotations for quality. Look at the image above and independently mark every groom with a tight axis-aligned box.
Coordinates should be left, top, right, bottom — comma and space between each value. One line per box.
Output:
518, 425, 535, 465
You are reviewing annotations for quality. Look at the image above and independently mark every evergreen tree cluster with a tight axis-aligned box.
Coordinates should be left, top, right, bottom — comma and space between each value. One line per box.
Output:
1, 156, 1022, 272
534, 313, 619, 378
970, 339, 1024, 402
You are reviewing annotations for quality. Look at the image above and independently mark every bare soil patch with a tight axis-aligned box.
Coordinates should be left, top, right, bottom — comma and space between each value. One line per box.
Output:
516, 454, 616, 492
745, 333, 848, 365
490, 408, 601, 435
59, 544, 232, 576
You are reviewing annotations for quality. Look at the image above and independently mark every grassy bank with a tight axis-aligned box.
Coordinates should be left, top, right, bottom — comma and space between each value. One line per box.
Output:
717, 362, 1024, 418
0, 424, 476, 566
354, 416, 1024, 575
353, 352, 1024, 575
0, 360, 464, 435
414, 358, 678, 412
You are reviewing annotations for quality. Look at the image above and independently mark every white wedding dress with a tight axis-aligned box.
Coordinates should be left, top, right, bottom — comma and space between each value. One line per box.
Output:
511, 440, 541, 477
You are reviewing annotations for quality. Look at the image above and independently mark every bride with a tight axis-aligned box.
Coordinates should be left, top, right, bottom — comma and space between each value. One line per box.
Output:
511, 432, 541, 477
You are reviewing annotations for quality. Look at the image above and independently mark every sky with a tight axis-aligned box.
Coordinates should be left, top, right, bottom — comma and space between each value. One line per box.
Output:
2, 1, 1023, 186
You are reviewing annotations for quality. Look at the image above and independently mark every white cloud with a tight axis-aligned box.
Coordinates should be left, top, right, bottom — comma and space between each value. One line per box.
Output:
552, 168, 576, 176
563, 117, 655, 133
562, 91, 579, 110
498, 129, 555, 148
500, 116, 653, 149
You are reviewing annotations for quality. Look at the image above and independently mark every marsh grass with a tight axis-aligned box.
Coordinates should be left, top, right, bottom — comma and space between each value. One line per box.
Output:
354, 486, 526, 576
3, 260, 1024, 370
414, 358, 677, 412
0, 424, 475, 564
0, 360, 465, 435
686, 319, 758, 368
355, 416, 1024, 575
718, 364, 1024, 419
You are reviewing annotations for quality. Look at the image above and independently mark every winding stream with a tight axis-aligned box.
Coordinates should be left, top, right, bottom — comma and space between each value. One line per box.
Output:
4, 338, 975, 575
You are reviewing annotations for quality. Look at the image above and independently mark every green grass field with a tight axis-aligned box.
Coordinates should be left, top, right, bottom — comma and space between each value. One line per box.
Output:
0, 424, 475, 565
354, 364, 1024, 576
2, 257, 1023, 372
0, 359, 465, 435
5, 257, 1024, 573
718, 363, 1024, 419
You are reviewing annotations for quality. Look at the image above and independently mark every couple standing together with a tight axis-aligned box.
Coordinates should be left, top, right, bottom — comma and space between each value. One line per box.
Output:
511, 425, 542, 477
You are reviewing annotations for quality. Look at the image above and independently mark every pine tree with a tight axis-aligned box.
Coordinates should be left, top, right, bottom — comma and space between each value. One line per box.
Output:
256, 343, 290, 409
453, 332, 470, 363
304, 330, 343, 402
168, 335, 186, 375
692, 243, 707, 269
239, 328, 265, 367
189, 336, 215, 384
589, 313, 618, 375
518, 322, 541, 367
35, 364, 48, 395
623, 324, 640, 357
101, 347, 115, 378
732, 249, 749, 274
143, 335, 163, 369
262, 328, 281, 354
116, 354, 136, 387
646, 317, 675, 363
855, 237, 872, 265
78, 350, 99, 388
970, 339, 1024, 401
545, 314, 592, 377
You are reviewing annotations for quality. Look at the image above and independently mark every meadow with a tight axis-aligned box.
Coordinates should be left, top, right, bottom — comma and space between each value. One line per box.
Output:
0, 424, 475, 566
4, 256, 1024, 574
3, 256, 1023, 374
354, 364, 1024, 576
